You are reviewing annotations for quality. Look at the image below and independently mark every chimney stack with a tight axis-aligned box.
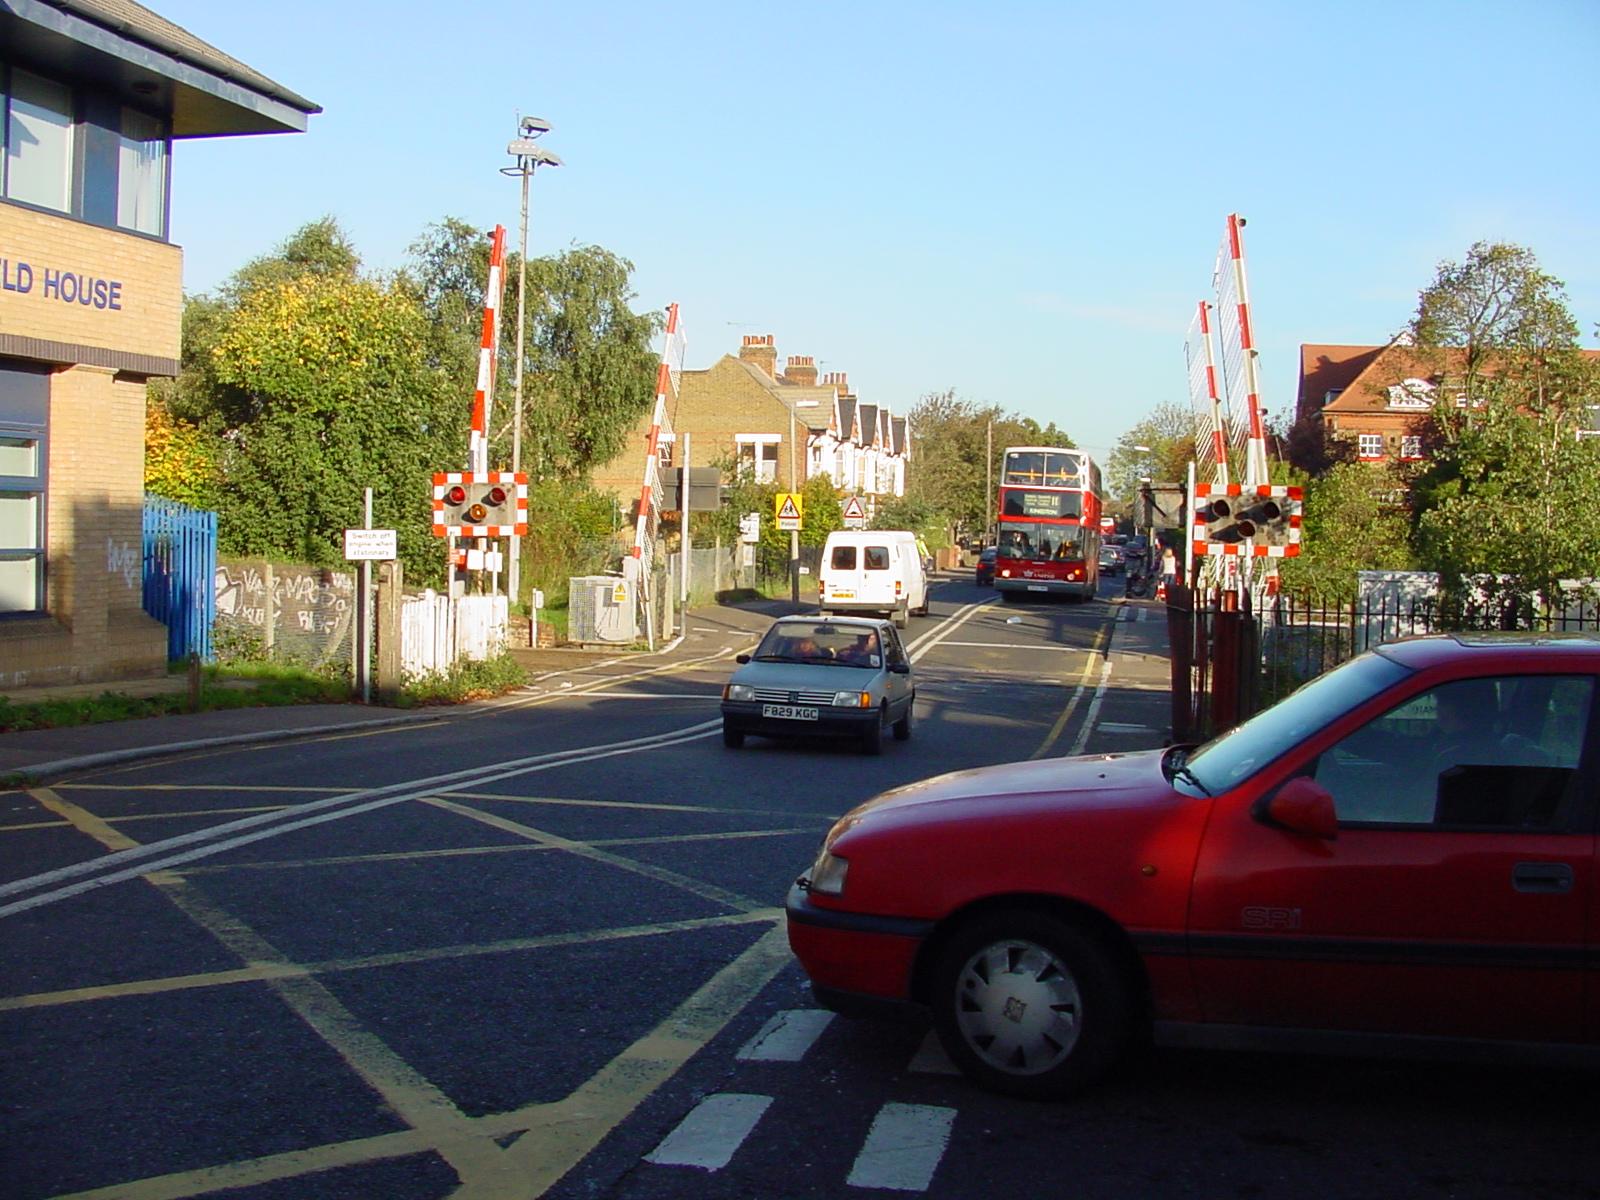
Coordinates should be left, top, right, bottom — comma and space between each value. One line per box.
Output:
739, 334, 777, 377
783, 355, 818, 387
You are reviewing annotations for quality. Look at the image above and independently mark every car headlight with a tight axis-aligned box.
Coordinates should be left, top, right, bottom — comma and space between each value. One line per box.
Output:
725, 683, 755, 701
809, 848, 850, 896
832, 690, 870, 707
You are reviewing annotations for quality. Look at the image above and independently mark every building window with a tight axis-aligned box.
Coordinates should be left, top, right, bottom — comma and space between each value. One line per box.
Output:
1358, 433, 1384, 459
0, 363, 48, 615
1400, 435, 1423, 460
5, 70, 74, 213
117, 107, 167, 235
736, 435, 780, 483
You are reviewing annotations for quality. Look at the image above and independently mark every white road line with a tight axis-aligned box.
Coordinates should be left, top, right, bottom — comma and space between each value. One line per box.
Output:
846, 1102, 957, 1192
644, 1093, 773, 1170
905, 600, 996, 660
0, 721, 723, 919
735, 1009, 835, 1062
929, 641, 1087, 652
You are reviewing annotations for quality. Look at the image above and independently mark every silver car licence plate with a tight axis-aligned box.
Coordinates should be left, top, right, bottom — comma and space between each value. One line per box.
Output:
1027, 584, 1048, 592
763, 704, 819, 721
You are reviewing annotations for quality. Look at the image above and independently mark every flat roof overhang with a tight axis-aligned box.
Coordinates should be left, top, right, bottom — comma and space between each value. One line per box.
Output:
1, 0, 320, 136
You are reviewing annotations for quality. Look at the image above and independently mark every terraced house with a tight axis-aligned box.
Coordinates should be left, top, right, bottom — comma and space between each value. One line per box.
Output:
593, 334, 909, 519
0, 0, 317, 688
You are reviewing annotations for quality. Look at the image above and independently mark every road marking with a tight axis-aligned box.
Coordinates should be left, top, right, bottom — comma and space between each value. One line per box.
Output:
1030, 611, 1115, 759
644, 1093, 773, 1169
846, 1102, 957, 1191
903, 598, 996, 659
926, 640, 1089, 652
736, 1008, 835, 1061
2, 909, 783, 1012
0, 721, 722, 919
417, 796, 769, 914
451, 924, 794, 1200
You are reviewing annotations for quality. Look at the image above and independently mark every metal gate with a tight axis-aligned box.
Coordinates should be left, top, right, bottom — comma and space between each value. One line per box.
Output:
143, 493, 217, 662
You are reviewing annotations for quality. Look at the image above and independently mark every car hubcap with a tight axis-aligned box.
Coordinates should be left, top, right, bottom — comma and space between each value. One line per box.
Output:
954, 938, 1081, 1075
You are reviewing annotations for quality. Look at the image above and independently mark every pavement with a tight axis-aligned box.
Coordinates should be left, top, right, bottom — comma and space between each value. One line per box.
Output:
0, 587, 1171, 783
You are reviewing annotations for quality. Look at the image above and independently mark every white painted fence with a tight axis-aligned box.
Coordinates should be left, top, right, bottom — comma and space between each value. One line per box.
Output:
400, 590, 508, 679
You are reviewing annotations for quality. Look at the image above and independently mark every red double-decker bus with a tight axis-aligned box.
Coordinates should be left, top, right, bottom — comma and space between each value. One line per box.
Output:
992, 446, 1104, 602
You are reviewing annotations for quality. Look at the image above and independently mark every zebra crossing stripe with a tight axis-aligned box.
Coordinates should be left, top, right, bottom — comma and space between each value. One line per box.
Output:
644, 1093, 773, 1170
736, 1009, 835, 1062
847, 1103, 957, 1191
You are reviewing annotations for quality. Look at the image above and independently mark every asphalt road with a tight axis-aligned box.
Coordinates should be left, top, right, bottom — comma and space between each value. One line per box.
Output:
2, 577, 1595, 1200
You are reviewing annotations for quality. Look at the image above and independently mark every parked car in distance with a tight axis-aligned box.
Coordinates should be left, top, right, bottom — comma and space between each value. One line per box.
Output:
1098, 544, 1125, 576
786, 632, 1600, 1099
721, 616, 915, 755
974, 546, 997, 586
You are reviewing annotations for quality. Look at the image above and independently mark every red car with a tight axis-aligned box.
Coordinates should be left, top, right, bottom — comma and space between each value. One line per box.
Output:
787, 633, 1600, 1099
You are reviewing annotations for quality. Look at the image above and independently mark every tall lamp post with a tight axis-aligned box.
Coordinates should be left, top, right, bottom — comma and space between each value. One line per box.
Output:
501, 116, 562, 607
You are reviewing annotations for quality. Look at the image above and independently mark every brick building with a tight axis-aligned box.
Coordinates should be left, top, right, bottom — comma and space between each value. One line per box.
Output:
1299, 335, 1600, 465
593, 334, 909, 517
0, 2, 317, 689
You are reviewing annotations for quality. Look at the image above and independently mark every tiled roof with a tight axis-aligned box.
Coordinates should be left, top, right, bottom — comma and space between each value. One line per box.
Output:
47, 0, 319, 111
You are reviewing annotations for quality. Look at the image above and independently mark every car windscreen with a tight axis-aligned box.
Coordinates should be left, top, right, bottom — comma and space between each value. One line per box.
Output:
753, 623, 883, 666
1181, 651, 1413, 793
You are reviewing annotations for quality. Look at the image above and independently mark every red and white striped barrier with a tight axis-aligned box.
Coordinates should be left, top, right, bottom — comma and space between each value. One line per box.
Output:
469, 226, 508, 474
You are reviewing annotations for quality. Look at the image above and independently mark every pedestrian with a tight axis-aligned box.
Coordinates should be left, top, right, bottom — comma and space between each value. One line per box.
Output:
1159, 545, 1177, 590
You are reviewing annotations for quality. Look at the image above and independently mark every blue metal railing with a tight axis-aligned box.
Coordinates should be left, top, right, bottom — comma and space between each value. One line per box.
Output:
142, 494, 218, 662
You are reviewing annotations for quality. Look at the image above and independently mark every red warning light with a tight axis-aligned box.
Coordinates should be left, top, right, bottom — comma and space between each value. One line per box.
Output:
486, 486, 507, 505
445, 485, 467, 505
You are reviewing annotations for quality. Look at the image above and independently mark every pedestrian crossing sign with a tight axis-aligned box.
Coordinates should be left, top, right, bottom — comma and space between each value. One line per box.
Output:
775, 493, 803, 531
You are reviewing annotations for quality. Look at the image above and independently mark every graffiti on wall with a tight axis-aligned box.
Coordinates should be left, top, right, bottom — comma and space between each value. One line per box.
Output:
213, 559, 355, 665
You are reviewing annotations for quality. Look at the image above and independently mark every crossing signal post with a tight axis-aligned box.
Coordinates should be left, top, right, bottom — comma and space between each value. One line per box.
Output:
433, 472, 528, 586
1191, 483, 1302, 560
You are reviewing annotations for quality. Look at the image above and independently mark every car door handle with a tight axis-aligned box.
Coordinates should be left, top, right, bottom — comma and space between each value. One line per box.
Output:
1512, 862, 1575, 894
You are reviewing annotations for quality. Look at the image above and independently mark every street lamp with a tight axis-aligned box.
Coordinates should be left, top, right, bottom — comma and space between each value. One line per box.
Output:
501, 116, 563, 607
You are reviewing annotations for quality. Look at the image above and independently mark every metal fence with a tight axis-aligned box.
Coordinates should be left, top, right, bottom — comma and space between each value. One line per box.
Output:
142, 494, 217, 662
212, 558, 355, 671
1171, 584, 1600, 744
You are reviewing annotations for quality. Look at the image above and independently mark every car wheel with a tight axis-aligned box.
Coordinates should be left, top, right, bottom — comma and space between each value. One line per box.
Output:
893, 602, 909, 630
892, 700, 913, 741
931, 910, 1134, 1100
860, 706, 885, 755
722, 723, 745, 749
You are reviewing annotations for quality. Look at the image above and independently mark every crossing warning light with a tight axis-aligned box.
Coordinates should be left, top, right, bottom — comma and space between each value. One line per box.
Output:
433, 472, 528, 537
1192, 484, 1301, 557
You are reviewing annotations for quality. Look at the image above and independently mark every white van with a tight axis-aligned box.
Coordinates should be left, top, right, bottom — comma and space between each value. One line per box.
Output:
818, 530, 930, 628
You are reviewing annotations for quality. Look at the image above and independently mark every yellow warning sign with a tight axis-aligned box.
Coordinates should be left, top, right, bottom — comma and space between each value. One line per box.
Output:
775, 493, 803, 531
612, 581, 628, 604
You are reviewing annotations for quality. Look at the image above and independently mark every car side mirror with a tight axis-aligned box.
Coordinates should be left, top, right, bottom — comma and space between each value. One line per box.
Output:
1256, 776, 1339, 840
735, 654, 751, 664
888, 662, 911, 675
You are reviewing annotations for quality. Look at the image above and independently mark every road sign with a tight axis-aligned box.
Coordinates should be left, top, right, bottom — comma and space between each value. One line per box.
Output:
432, 471, 528, 537
739, 511, 761, 544
841, 495, 867, 528
775, 493, 803, 532
343, 528, 397, 561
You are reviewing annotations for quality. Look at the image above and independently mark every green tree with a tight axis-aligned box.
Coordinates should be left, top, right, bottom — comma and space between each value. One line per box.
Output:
403, 225, 659, 482
1277, 463, 1415, 599
1104, 403, 1198, 506
1405, 243, 1600, 608
901, 390, 1077, 540
173, 220, 463, 582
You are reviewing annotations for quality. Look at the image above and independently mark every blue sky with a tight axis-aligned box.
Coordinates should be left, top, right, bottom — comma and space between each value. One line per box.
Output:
156, 0, 1599, 462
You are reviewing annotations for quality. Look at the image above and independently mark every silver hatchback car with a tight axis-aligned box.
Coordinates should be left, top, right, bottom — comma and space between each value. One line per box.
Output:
720, 616, 916, 754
